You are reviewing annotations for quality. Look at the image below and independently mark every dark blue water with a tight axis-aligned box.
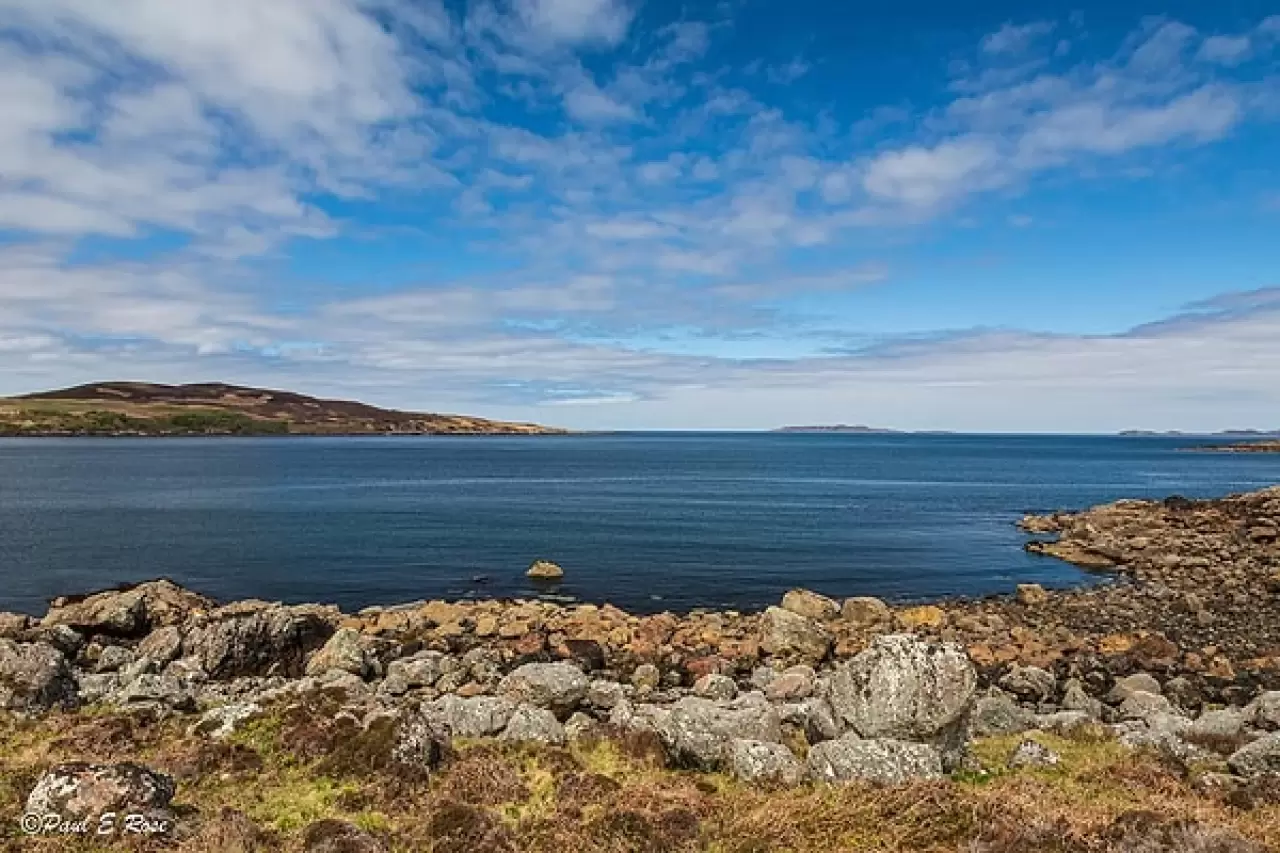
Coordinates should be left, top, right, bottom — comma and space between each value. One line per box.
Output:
0, 434, 1276, 616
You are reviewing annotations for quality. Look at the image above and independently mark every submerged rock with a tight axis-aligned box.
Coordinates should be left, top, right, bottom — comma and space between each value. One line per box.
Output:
526, 560, 564, 580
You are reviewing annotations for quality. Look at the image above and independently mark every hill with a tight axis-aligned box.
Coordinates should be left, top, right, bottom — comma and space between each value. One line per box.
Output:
0, 382, 565, 436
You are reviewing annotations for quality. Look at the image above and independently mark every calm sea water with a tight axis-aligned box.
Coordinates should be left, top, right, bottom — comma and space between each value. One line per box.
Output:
0, 434, 1276, 616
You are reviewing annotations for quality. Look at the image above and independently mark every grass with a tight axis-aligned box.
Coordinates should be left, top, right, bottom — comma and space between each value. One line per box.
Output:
0, 402, 290, 436
0, 703, 1276, 852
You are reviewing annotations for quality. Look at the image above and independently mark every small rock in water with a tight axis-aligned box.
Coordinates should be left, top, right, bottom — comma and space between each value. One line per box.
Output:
526, 560, 564, 580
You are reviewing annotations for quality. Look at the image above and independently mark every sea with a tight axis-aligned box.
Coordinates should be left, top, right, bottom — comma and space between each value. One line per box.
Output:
1, 433, 1276, 616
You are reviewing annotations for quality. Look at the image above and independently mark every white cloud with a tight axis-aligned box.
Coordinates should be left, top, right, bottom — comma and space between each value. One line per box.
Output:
513, 0, 634, 48
862, 138, 1003, 208
1198, 35, 1253, 66
981, 21, 1055, 55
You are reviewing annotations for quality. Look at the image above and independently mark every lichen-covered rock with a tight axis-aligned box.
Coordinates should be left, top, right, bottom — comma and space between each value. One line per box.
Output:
729, 739, 804, 785
1061, 679, 1104, 719
110, 673, 196, 711
389, 712, 452, 773
778, 697, 842, 744
1228, 732, 1280, 778
428, 694, 517, 737
693, 673, 737, 701
764, 665, 815, 701
1247, 692, 1280, 731
663, 696, 783, 769
970, 691, 1035, 737
807, 736, 943, 785
1107, 673, 1162, 704
25, 762, 175, 822
500, 705, 567, 745
1015, 583, 1050, 606
305, 628, 376, 679
1189, 708, 1248, 742
191, 702, 263, 739
780, 589, 839, 621
184, 603, 339, 679
998, 665, 1056, 703
136, 626, 183, 667
1117, 690, 1174, 721
586, 679, 626, 709
828, 634, 977, 742
759, 606, 832, 664
1007, 737, 1061, 768
841, 597, 890, 627
43, 580, 211, 638
497, 662, 589, 715
0, 639, 78, 712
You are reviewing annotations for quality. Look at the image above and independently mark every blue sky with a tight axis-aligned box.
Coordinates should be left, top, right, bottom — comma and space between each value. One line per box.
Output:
1, 0, 1278, 430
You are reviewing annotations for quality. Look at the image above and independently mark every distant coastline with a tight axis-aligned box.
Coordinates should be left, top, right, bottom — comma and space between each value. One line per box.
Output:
0, 381, 566, 437
773, 424, 956, 435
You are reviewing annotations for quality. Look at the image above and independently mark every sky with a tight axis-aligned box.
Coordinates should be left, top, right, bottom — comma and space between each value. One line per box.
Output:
1, 0, 1278, 431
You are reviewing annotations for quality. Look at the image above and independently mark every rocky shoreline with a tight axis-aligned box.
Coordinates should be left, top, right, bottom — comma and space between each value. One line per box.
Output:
2, 485, 1279, 849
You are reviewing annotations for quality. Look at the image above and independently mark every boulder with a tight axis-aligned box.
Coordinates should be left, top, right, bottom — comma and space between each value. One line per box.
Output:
428, 695, 517, 737
1007, 738, 1061, 769
827, 634, 977, 743
0, 639, 78, 712
896, 606, 947, 630
586, 679, 626, 710
841, 597, 891, 627
729, 739, 804, 785
497, 662, 589, 715
778, 697, 842, 744
1228, 732, 1280, 778
693, 673, 738, 701
1247, 691, 1280, 731
970, 691, 1035, 737
110, 673, 195, 711
764, 666, 815, 702
25, 762, 175, 822
1117, 690, 1174, 721
526, 560, 564, 580
388, 713, 453, 773
807, 735, 944, 785
136, 626, 183, 667
0, 612, 30, 639
305, 628, 376, 679
998, 665, 1056, 704
43, 580, 211, 638
1014, 584, 1050, 606
759, 606, 832, 664
630, 664, 660, 691
183, 603, 339, 679
663, 696, 783, 769
1107, 673, 1162, 704
1060, 679, 1104, 719
1189, 708, 1248, 742
382, 652, 445, 695
780, 589, 839, 621
500, 705, 567, 745
191, 702, 263, 739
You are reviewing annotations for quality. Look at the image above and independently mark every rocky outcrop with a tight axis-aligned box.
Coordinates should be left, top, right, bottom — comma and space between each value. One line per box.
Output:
184, 602, 340, 679
43, 580, 212, 638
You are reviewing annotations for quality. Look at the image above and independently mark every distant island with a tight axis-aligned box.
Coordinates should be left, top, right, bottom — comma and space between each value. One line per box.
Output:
0, 382, 565, 437
774, 425, 956, 435
1119, 429, 1280, 437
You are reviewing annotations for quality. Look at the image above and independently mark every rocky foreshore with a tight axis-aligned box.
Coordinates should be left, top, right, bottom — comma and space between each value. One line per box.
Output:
2, 486, 1280, 849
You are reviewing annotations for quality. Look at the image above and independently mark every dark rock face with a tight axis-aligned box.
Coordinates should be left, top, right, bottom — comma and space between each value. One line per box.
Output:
25, 762, 175, 822
0, 639, 78, 712
184, 603, 340, 679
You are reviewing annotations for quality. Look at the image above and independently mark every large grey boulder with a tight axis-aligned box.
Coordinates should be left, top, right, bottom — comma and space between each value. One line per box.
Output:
109, 673, 196, 712
1060, 679, 1104, 719
1106, 673, 1162, 704
1228, 732, 1280, 778
43, 580, 212, 638
662, 696, 783, 769
827, 634, 977, 743
1247, 691, 1280, 731
759, 606, 832, 664
183, 602, 339, 679
428, 694, 517, 737
500, 705, 567, 745
807, 735, 944, 785
496, 662, 589, 715
1189, 708, 1248, 742
970, 691, 1035, 737
0, 639, 78, 712
26, 762, 175, 822
1117, 690, 1174, 722
729, 739, 805, 785
778, 697, 841, 744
